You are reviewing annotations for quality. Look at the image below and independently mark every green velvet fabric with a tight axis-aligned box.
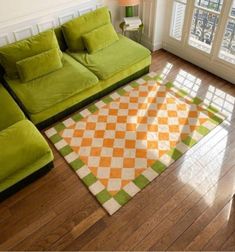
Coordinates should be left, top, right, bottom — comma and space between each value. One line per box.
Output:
68, 34, 151, 80
6, 53, 98, 114
28, 56, 151, 125
0, 120, 53, 192
82, 23, 119, 54
0, 84, 25, 131
16, 48, 63, 82
0, 30, 61, 79
54, 27, 68, 51
62, 7, 111, 52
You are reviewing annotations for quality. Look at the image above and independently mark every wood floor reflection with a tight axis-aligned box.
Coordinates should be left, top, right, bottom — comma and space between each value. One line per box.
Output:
0, 49, 234, 251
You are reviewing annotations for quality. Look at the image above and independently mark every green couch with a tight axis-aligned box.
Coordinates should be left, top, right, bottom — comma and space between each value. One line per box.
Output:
0, 84, 54, 198
0, 7, 151, 196
1, 7, 151, 129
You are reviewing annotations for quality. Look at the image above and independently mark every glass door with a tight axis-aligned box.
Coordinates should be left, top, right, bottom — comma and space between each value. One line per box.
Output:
164, 0, 235, 83
219, 0, 235, 64
188, 0, 223, 53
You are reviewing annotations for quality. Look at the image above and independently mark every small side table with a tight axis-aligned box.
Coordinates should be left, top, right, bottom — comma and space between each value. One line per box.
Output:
119, 22, 144, 43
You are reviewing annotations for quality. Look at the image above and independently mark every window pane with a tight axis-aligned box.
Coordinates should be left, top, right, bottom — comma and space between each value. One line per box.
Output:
219, 19, 235, 64
230, 0, 235, 17
189, 9, 219, 53
195, 0, 223, 12
170, 1, 186, 40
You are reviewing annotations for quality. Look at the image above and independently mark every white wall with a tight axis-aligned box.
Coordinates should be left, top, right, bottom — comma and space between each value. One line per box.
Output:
0, 0, 122, 29
0, 0, 98, 24
104, 0, 167, 50
103, 0, 122, 30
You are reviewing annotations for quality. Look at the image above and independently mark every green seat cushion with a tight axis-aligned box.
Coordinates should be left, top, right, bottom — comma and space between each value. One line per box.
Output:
62, 7, 111, 52
0, 120, 53, 192
29, 56, 151, 125
82, 23, 119, 54
0, 84, 25, 131
6, 53, 99, 114
16, 48, 63, 82
0, 30, 61, 79
68, 35, 151, 80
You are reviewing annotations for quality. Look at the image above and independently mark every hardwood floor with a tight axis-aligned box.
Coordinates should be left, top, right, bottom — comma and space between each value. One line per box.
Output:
0, 49, 235, 251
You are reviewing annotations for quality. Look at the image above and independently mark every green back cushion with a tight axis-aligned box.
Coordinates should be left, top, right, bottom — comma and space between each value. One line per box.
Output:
16, 48, 63, 82
0, 30, 61, 78
62, 7, 111, 52
82, 23, 119, 54
54, 27, 67, 51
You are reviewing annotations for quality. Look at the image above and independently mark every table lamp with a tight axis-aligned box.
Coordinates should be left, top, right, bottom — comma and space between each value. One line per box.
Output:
119, 0, 140, 17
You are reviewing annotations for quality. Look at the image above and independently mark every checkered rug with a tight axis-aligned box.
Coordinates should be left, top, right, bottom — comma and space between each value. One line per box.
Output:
45, 72, 225, 215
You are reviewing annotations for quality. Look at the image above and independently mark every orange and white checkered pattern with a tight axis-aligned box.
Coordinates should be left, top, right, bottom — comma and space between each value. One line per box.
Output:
60, 81, 210, 195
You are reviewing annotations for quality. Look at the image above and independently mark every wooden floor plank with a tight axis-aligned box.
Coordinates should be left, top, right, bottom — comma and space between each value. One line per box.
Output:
12, 192, 101, 250
141, 165, 235, 251
220, 229, 235, 251
185, 198, 235, 251
50, 208, 106, 250
166, 170, 235, 250
202, 196, 235, 250
0, 210, 56, 251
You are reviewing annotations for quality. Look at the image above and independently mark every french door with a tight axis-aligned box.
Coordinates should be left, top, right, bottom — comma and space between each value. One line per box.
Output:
163, 0, 235, 84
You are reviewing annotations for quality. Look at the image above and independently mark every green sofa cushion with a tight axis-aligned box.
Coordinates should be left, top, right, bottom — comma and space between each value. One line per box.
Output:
68, 34, 151, 80
0, 120, 53, 192
6, 53, 99, 114
0, 84, 25, 131
62, 7, 111, 52
0, 30, 61, 79
30, 56, 151, 125
82, 23, 119, 54
16, 48, 63, 82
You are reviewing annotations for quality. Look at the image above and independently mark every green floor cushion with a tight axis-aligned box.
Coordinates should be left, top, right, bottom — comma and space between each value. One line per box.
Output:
0, 84, 25, 131
6, 53, 99, 115
68, 35, 151, 80
0, 120, 53, 192
29, 56, 151, 125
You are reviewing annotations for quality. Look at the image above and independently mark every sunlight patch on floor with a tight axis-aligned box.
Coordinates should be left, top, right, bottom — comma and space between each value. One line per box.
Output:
178, 130, 228, 207
173, 69, 201, 97
160, 62, 173, 80
206, 86, 235, 122
172, 71, 235, 207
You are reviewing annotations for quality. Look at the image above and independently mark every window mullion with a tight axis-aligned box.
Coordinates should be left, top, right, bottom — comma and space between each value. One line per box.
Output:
181, 0, 195, 46
211, 0, 233, 60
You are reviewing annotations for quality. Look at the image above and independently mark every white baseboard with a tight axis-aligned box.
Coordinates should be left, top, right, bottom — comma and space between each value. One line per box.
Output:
163, 41, 235, 85
140, 37, 162, 52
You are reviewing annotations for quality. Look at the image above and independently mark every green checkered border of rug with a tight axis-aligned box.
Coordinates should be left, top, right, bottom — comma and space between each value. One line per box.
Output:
45, 72, 226, 215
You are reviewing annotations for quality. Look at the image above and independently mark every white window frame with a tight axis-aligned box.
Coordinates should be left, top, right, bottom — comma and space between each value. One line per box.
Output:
163, 0, 235, 84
